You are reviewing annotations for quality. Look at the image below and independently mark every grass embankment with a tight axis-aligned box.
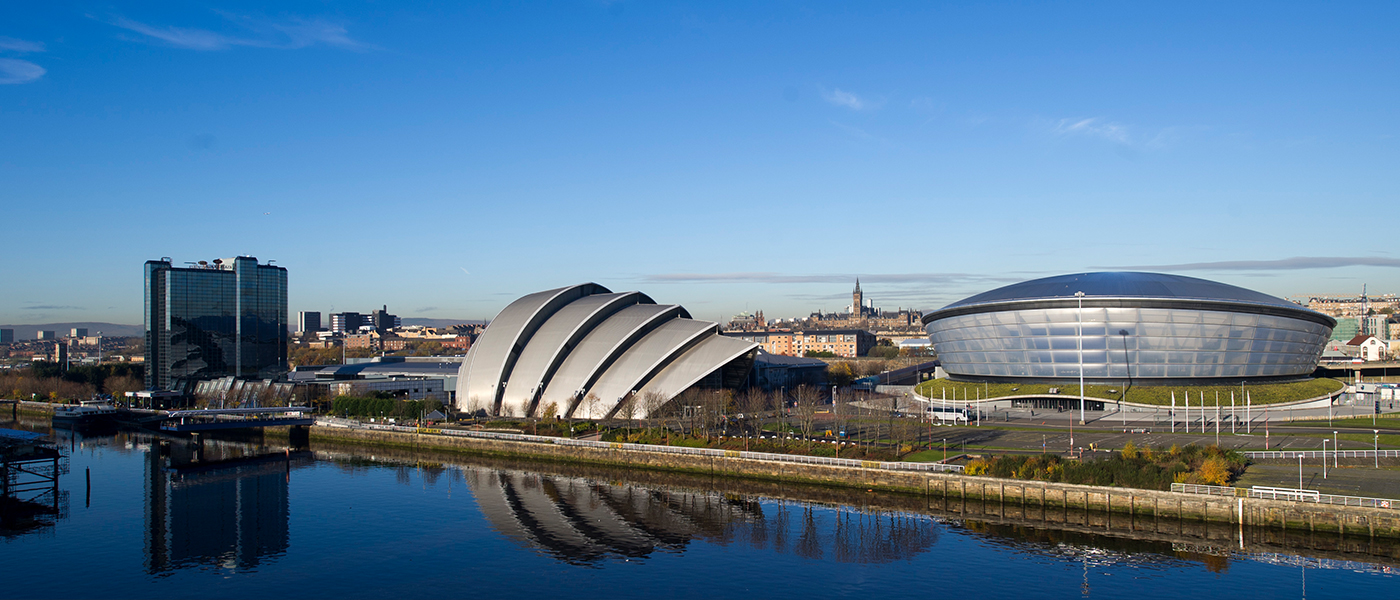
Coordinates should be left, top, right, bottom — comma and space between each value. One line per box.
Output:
915, 378, 1343, 406
596, 429, 904, 461
964, 443, 1245, 490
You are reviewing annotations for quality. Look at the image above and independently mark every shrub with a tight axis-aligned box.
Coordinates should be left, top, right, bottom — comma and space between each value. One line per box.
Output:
964, 459, 989, 476
1121, 441, 1138, 460
1199, 457, 1232, 486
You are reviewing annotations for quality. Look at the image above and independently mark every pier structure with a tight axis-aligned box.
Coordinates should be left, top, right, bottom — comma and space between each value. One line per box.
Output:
0, 429, 68, 529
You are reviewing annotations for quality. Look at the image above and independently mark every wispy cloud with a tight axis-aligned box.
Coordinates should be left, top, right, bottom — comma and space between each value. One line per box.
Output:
0, 36, 44, 53
23, 304, 83, 310
640, 272, 1015, 286
1049, 116, 1186, 151
1104, 256, 1400, 272
0, 58, 44, 84
822, 88, 878, 111
107, 14, 367, 51
0, 36, 45, 84
1052, 117, 1130, 144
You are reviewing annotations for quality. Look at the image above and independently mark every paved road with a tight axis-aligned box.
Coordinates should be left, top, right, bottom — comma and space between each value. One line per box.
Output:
827, 395, 1400, 457
1235, 463, 1400, 498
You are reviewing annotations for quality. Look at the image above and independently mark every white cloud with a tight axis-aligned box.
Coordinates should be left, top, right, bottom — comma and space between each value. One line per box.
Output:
108, 14, 366, 51
823, 88, 876, 111
0, 58, 45, 84
1052, 117, 1131, 144
0, 36, 44, 53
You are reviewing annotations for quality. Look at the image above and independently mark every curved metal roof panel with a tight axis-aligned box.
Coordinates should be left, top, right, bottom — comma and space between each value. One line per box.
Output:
498, 292, 653, 416
634, 335, 758, 410
458, 283, 608, 413
537, 303, 688, 415
577, 319, 717, 419
926, 272, 1332, 326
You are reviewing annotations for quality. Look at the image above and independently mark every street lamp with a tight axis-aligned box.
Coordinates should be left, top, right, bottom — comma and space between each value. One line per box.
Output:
1322, 439, 1329, 479
1334, 431, 1339, 468
1375, 430, 1380, 469
1076, 291, 1085, 425
1119, 329, 1131, 431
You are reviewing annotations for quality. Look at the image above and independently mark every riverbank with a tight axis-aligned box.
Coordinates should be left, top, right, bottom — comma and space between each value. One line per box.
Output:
276, 422, 1400, 538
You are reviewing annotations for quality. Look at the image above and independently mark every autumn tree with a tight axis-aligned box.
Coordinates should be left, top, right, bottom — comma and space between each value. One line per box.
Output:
617, 392, 639, 437
640, 391, 668, 435
793, 384, 821, 448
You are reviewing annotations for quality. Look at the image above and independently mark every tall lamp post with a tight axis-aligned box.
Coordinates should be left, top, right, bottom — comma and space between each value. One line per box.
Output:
1375, 430, 1380, 469
1076, 291, 1086, 425
1119, 329, 1131, 430
1322, 439, 1329, 479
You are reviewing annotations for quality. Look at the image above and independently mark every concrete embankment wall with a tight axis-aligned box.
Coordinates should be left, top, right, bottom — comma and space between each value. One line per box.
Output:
12, 400, 57, 415
301, 425, 1400, 538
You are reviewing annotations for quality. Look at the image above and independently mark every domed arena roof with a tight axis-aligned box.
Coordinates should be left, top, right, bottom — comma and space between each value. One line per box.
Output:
925, 272, 1333, 327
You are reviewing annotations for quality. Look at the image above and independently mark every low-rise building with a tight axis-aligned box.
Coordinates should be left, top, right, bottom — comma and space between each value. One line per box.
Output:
723, 328, 876, 358
1347, 335, 1388, 362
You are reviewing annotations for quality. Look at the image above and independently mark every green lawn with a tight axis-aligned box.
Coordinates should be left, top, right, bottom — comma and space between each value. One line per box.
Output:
914, 378, 1343, 406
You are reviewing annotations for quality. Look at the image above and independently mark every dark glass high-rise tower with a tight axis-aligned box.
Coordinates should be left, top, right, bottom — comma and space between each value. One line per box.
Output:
144, 256, 288, 390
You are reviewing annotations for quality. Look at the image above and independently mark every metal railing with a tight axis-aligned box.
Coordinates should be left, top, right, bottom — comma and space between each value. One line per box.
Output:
317, 418, 964, 473
1170, 482, 1240, 497
1243, 449, 1400, 460
1171, 482, 1399, 509
1250, 486, 1320, 502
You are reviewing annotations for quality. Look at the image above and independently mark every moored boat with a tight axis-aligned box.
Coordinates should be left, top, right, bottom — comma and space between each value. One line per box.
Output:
52, 400, 119, 429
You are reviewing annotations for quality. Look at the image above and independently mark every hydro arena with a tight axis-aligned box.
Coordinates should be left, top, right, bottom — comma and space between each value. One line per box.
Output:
921, 272, 1336, 384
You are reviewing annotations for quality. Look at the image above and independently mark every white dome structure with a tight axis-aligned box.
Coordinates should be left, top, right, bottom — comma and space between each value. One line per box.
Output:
457, 284, 758, 419
923, 272, 1336, 383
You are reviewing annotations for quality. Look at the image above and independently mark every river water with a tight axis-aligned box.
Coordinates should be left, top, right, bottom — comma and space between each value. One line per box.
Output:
2, 418, 1396, 599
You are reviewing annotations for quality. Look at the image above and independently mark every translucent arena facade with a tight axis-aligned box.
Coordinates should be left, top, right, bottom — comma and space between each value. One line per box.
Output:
921, 272, 1336, 383
457, 284, 758, 419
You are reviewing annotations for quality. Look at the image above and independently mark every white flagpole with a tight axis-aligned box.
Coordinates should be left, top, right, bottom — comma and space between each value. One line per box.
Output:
1171, 392, 1176, 433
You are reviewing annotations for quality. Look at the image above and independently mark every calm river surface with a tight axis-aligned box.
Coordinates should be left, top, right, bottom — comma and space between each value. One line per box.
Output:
2, 419, 1396, 599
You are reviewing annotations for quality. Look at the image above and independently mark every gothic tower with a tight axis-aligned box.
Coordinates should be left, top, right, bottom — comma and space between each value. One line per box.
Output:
853, 279, 863, 317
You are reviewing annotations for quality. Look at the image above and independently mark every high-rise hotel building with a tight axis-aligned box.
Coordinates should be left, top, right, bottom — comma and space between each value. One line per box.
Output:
144, 256, 288, 390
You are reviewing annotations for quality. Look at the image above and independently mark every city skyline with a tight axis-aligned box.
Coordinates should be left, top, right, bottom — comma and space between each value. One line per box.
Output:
4, 2, 1399, 325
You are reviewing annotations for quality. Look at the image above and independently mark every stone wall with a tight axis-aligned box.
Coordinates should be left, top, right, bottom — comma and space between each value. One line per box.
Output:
306, 425, 1400, 538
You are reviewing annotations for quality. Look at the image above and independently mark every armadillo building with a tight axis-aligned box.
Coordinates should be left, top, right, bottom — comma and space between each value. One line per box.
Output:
922, 272, 1335, 383
457, 284, 758, 419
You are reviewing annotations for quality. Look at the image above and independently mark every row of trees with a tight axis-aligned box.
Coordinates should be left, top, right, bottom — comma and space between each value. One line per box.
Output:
963, 443, 1244, 489
4, 362, 145, 401
330, 394, 444, 420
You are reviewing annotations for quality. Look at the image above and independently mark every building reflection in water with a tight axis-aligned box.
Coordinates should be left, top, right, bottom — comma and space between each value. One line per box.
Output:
144, 438, 305, 573
463, 466, 939, 565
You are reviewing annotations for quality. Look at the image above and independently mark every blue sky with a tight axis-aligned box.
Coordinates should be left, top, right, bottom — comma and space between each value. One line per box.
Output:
3, 2, 1398, 326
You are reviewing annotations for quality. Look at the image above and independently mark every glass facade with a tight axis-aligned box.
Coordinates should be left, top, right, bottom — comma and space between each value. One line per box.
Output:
927, 305, 1332, 381
145, 257, 288, 390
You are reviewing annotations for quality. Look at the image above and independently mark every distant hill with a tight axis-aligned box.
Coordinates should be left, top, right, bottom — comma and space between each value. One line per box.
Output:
400, 317, 486, 328
0, 322, 143, 340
